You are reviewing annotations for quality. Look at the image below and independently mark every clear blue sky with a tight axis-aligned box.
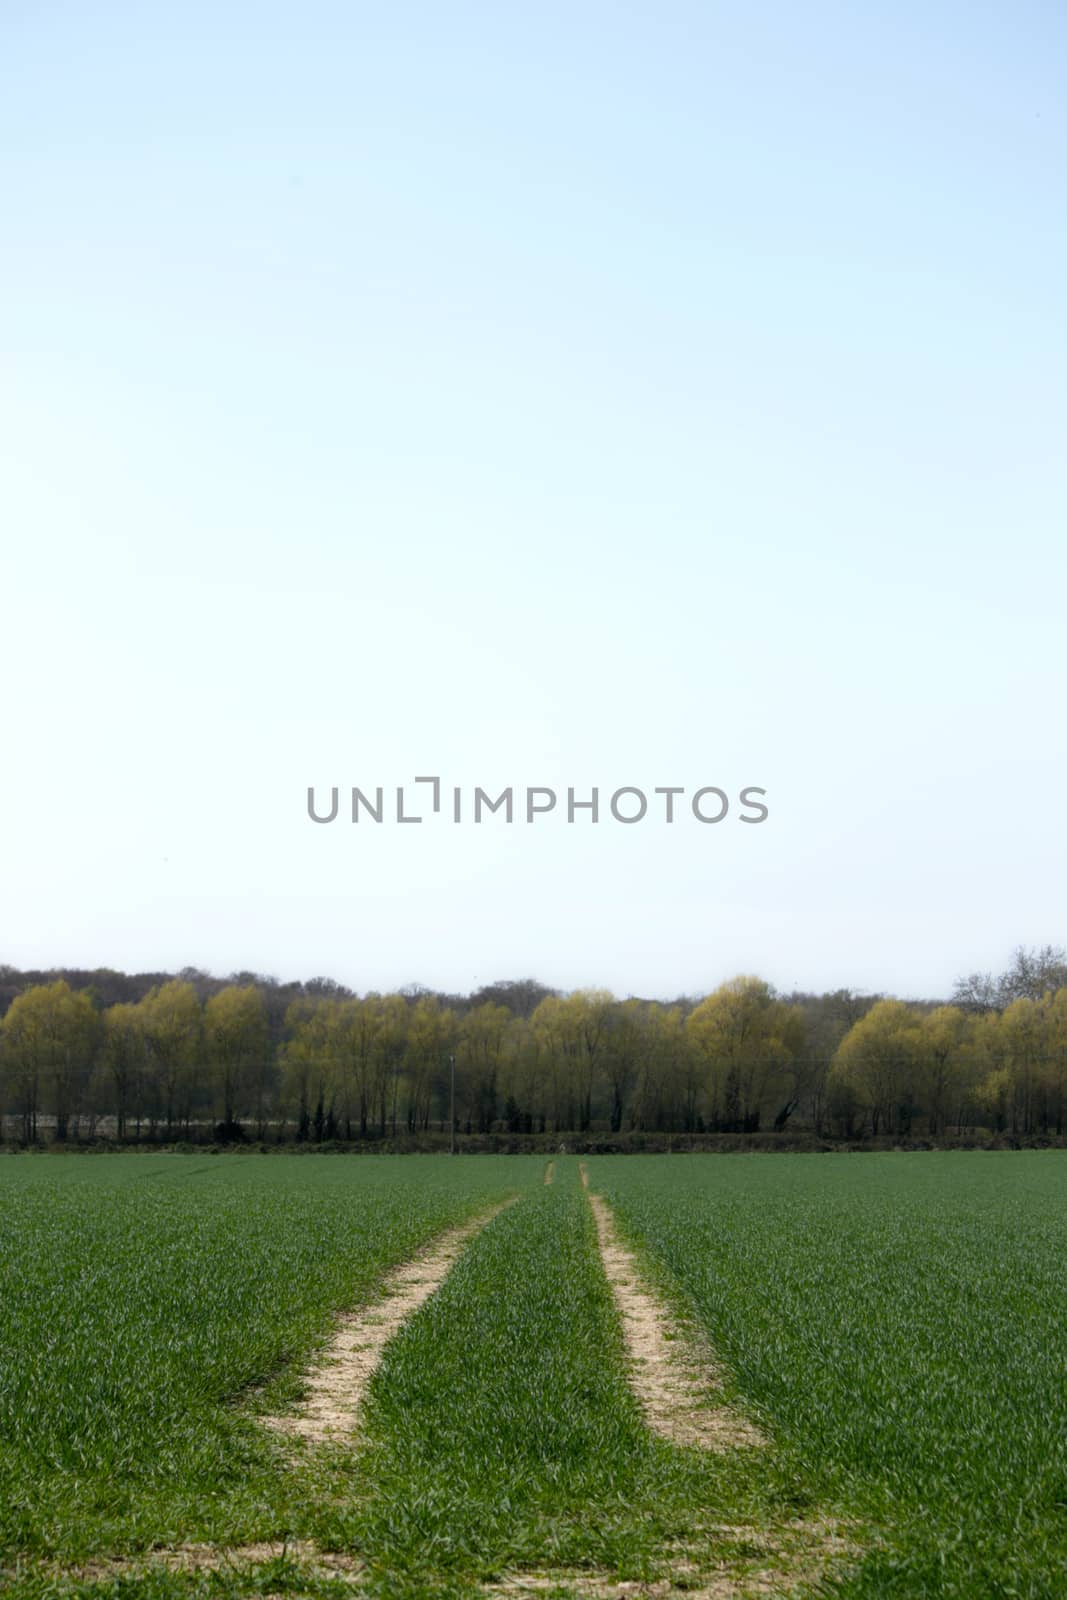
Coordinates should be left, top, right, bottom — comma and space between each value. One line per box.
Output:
2, 2, 1064, 999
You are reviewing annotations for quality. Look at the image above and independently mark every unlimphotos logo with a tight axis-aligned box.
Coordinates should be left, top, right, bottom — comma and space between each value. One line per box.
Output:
307, 778, 768, 826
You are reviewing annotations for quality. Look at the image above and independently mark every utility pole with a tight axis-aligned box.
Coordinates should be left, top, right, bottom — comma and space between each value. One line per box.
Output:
449, 1053, 456, 1155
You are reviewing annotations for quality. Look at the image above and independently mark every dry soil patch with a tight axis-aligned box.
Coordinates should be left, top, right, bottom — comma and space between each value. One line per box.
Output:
262, 1201, 511, 1444
583, 1175, 765, 1451
484, 1517, 855, 1597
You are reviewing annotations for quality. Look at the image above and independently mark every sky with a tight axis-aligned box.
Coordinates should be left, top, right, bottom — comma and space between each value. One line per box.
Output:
1, 2, 1065, 1001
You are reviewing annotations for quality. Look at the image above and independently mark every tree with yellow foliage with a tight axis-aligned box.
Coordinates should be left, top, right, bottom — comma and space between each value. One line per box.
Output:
829, 999, 921, 1137
2, 979, 98, 1141
686, 977, 803, 1132
204, 985, 269, 1134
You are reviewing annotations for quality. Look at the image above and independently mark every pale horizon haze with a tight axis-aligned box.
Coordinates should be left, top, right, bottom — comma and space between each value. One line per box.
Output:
2, 3, 1065, 1002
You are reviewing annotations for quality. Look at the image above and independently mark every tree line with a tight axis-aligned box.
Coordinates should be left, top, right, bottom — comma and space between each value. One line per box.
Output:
1, 946, 1065, 1145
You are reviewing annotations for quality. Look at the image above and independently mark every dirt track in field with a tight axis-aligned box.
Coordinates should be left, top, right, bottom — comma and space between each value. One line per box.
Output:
16, 1518, 855, 1599
7, 1543, 366, 1588
484, 1514, 855, 1597
581, 1165, 765, 1452
262, 1201, 511, 1444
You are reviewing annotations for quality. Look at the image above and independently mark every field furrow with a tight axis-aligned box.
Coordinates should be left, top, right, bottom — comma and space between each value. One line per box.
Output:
262, 1200, 513, 1444
584, 1180, 765, 1451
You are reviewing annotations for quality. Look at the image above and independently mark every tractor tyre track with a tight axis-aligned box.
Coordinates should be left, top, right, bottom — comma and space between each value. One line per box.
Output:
262, 1200, 513, 1444
582, 1166, 765, 1451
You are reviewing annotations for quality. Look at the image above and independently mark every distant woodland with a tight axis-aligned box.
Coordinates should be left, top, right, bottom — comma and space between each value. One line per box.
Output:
1, 945, 1065, 1148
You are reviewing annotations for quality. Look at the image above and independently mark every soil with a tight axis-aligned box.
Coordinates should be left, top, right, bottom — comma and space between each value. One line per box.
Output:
262, 1201, 512, 1444
582, 1175, 765, 1451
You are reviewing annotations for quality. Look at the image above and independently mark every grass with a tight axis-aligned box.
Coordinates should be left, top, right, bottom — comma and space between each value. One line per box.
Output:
589, 1151, 1067, 1598
310, 1169, 802, 1597
0, 1154, 539, 1562
3, 1151, 1065, 1597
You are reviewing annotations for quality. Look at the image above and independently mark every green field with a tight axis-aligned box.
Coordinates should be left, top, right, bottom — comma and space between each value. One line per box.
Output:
1, 1153, 1065, 1598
